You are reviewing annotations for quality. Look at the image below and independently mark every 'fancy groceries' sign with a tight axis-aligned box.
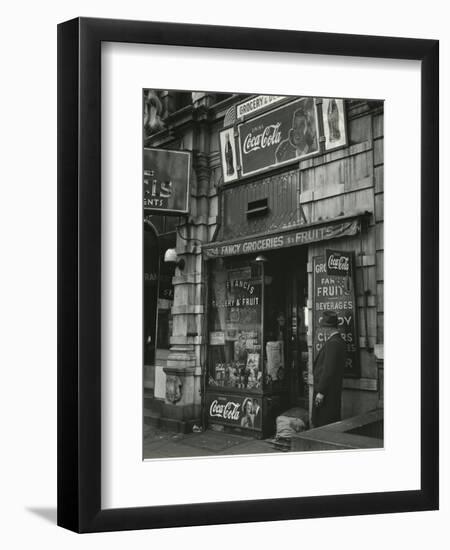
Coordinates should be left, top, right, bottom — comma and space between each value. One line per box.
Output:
203, 219, 361, 259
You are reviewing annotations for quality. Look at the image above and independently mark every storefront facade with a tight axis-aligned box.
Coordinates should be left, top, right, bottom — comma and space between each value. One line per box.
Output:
144, 91, 384, 436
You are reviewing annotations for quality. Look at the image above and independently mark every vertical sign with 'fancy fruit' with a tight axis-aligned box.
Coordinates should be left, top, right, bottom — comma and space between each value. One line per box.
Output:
313, 253, 360, 377
144, 148, 191, 214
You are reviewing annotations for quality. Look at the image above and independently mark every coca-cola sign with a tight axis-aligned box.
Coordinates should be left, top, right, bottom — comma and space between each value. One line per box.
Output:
206, 393, 262, 430
313, 253, 360, 377
325, 249, 351, 276
237, 98, 319, 178
242, 123, 282, 154
219, 127, 238, 184
209, 399, 241, 421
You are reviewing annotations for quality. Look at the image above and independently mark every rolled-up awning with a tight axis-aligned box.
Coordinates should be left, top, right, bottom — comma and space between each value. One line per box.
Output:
202, 211, 370, 259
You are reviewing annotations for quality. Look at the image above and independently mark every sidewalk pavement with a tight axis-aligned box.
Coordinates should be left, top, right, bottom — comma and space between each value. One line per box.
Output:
143, 423, 281, 459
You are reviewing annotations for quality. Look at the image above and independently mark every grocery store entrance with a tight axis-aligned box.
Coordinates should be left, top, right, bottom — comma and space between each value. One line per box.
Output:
263, 246, 309, 412
205, 245, 310, 438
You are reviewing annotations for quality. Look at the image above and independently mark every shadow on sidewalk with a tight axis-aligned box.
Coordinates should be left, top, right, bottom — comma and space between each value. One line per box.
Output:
143, 425, 279, 459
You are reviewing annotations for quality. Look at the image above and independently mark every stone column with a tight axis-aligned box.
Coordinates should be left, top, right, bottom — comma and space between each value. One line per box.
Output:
191, 92, 215, 108
161, 151, 210, 432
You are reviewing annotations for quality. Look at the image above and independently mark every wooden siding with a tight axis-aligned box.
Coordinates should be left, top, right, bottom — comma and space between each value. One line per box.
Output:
219, 169, 301, 240
348, 114, 373, 145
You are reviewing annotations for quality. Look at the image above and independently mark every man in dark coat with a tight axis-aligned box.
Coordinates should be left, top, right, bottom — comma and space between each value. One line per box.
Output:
312, 311, 347, 428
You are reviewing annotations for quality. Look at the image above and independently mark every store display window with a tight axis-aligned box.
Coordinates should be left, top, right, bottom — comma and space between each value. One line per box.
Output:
207, 257, 263, 392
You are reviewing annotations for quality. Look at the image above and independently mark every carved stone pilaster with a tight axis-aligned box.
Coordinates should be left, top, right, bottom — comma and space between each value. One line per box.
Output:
163, 346, 196, 403
191, 91, 206, 103
165, 345, 196, 369
193, 151, 211, 198
165, 375, 182, 404
161, 358, 201, 431
191, 92, 215, 108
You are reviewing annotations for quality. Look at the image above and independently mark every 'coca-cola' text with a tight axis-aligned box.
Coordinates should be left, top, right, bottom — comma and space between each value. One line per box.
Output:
242, 123, 282, 154
327, 254, 350, 272
209, 400, 241, 421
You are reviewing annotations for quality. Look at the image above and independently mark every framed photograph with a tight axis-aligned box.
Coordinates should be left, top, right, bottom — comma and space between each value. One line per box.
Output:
58, 17, 438, 533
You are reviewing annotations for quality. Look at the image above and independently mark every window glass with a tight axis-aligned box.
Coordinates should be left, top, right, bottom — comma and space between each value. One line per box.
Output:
208, 257, 263, 391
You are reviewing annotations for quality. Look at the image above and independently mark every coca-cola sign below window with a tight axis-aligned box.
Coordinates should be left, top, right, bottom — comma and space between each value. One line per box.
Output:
207, 393, 262, 430
237, 97, 320, 178
325, 249, 351, 276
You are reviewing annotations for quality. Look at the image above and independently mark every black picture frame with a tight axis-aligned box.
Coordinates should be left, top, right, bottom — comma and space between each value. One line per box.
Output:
57, 17, 439, 533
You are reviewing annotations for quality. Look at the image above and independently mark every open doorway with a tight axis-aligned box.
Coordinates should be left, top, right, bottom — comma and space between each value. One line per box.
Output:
263, 246, 309, 413
143, 224, 175, 396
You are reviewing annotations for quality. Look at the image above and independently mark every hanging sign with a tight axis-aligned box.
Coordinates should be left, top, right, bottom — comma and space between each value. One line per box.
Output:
143, 148, 190, 214
313, 253, 360, 377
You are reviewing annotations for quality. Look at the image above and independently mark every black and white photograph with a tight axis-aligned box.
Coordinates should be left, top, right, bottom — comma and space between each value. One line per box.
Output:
0, 0, 446, 543
143, 90, 384, 459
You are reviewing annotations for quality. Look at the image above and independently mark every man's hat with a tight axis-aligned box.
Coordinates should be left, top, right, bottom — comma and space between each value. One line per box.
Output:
320, 311, 339, 328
